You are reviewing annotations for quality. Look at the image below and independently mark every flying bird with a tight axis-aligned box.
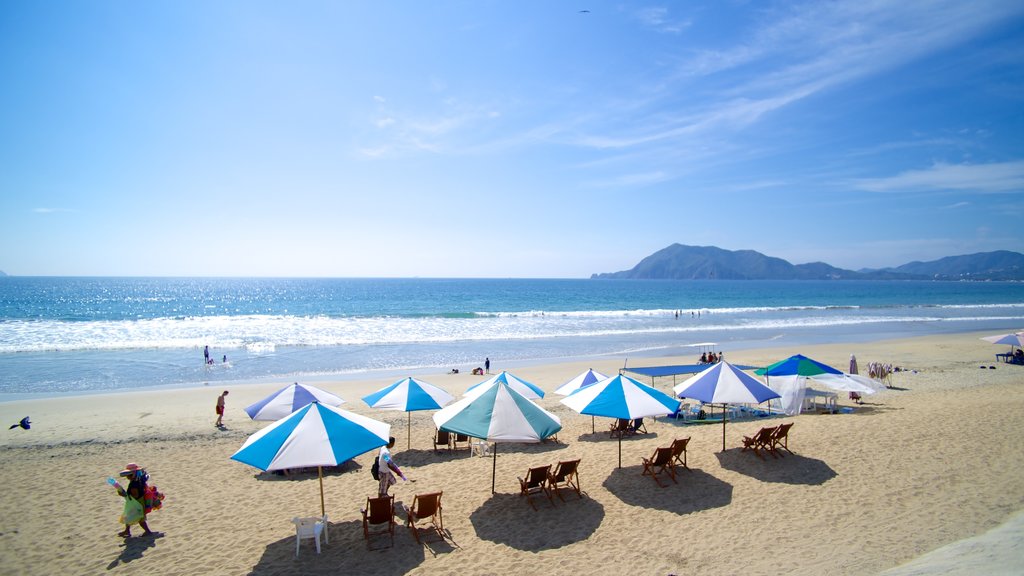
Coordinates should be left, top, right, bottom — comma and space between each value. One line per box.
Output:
9, 417, 30, 430
579, 10, 590, 13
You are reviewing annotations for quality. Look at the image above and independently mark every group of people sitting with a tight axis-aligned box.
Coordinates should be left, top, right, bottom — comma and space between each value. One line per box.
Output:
1014, 348, 1024, 364
698, 351, 722, 364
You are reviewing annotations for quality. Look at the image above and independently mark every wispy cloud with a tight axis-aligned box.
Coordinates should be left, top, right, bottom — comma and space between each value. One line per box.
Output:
853, 161, 1024, 194
583, 171, 671, 188
32, 208, 75, 214
633, 7, 691, 34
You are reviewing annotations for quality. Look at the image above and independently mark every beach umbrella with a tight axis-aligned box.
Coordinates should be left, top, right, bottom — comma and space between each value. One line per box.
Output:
758, 354, 881, 397
464, 371, 545, 399
561, 374, 680, 468
554, 368, 609, 395
554, 368, 610, 433
981, 332, 1024, 350
433, 380, 561, 493
362, 377, 455, 450
673, 361, 780, 451
244, 382, 345, 421
231, 402, 390, 516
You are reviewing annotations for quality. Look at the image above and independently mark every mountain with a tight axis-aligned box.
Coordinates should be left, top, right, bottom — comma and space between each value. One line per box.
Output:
591, 244, 1024, 280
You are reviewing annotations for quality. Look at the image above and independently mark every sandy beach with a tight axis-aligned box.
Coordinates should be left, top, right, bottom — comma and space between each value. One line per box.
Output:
1, 330, 1023, 575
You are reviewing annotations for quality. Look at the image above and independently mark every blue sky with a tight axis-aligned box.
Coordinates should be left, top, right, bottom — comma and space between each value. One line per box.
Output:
2, 1, 1023, 278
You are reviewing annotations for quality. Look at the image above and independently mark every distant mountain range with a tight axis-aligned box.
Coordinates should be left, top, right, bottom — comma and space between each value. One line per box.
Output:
591, 244, 1024, 281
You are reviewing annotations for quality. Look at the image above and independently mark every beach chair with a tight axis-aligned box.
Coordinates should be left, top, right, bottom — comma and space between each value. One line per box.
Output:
609, 418, 630, 439
672, 403, 691, 421
547, 459, 582, 502
433, 429, 452, 453
291, 514, 327, 556
742, 426, 778, 460
641, 446, 678, 487
771, 422, 794, 456
518, 464, 554, 510
669, 437, 690, 470
404, 491, 444, 544
361, 495, 396, 549
630, 418, 648, 434
452, 432, 471, 452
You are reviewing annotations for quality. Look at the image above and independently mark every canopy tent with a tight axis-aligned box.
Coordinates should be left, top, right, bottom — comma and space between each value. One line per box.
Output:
757, 354, 884, 415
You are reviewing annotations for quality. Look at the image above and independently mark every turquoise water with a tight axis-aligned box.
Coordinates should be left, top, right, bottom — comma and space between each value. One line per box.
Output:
1, 277, 1022, 397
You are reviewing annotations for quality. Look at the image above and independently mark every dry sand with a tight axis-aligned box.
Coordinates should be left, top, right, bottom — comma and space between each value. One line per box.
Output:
1, 331, 1023, 575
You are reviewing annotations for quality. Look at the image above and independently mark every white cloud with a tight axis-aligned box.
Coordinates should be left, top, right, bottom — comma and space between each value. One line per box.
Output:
853, 161, 1024, 194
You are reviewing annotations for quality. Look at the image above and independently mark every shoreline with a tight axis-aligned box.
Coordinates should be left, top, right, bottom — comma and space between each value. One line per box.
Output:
1, 329, 1023, 575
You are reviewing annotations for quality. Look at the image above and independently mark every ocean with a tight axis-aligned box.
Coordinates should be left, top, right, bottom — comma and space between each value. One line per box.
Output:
1, 277, 1022, 398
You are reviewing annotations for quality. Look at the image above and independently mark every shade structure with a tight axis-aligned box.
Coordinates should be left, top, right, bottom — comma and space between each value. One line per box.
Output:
244, 382, 345, 421
981, 332, 1024, 349
757, 354, 881, 410
433, 380, 561, 493
362, 377, 455, 450
464, 371, 545, 399
561, 374, 679, 468
673, 361, 780, 451
554, 368, 609, 396
231, 402, 390, 516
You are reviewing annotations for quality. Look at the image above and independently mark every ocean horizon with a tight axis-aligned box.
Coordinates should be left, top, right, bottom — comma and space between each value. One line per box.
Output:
1, 276, 1022, 399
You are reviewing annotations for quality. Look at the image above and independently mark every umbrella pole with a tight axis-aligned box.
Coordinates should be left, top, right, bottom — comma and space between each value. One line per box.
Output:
407, 412, 412, 451
591, 415, 595, 434
618, 434, 622, 469
318, 466, 325, 517
721, 407, 727, 452
491, 443, 497, 494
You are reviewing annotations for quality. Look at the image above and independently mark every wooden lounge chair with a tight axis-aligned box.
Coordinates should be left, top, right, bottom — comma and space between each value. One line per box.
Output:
609, 418, 630, 439
433, 429, 452, 453
361, 495, 395, 549
547, 459, 582, 501
742, 426, 778, 460
669, 437, 691, 470
629, 418, 648, 435
641, 446, 678, 487
404, 491, 444, 544
518, 464, 554, 510
452, 432, 471, 452
771, 422, 794, 456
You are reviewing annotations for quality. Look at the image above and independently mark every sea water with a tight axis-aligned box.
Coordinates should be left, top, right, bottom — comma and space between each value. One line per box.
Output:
1, 277, 1022, 398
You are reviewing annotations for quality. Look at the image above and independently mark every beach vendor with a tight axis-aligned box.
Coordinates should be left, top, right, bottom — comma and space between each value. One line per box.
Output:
109, 463, 163, 538
376, 437, 407, 496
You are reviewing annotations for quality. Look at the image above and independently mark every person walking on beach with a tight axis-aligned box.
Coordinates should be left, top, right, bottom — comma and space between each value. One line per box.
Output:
204, 345, 210, 364
377, 437, 406, 496
215, 390, 228, 427
112, 463, 155, 538
485, 357, 490, 374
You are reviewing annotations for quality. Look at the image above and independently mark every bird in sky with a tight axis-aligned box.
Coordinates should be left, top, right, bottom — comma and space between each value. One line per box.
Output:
9, 417, 30, 430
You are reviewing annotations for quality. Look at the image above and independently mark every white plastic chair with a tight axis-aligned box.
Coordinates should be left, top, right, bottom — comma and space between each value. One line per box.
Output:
674, 403, 691, 421
292, 515, 328, 556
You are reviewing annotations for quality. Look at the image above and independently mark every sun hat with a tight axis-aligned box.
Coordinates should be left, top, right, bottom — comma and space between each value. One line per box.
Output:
119, 463, 141, 476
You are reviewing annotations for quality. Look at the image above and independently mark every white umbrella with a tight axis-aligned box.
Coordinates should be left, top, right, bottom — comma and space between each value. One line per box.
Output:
561, 374, 679, 468
362, 377, 454, 449
434, 379, 561, 493
464, 371, 545, 399
555, 368, 610, 433
674, 361, 780, 451
244, 382, 345, 421
231, 402, 390, 516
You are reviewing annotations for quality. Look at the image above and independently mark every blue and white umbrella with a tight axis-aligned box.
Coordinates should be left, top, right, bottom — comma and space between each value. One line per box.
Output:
244, 382, 345, 421
464, 371, 545, 399
434, 380, 561, 493
362, 377, 455, 450
561, 374, 680, 468
231, 402, 390, 516
673, 361, 781, 451
554, 368, 609, 396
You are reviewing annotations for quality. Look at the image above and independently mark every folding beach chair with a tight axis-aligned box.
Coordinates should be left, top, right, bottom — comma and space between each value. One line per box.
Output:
669, 437, 690, 470
742, 426, 778, 460
547, 459, 582, 501
641, 446, 677, 488
362, 495, 395, 549
405, 491, 444, 544
518, 464, 554, 510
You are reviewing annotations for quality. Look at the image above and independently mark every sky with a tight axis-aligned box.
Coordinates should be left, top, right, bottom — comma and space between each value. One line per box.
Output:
1, 1, 1023, 278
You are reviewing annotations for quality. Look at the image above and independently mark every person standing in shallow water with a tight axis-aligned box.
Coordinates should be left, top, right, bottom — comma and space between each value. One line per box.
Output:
485, 357, 490, 374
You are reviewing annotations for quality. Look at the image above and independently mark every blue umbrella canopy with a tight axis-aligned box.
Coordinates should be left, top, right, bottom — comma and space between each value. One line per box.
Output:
434, 380, 561, 493
673, 361, 780, 451
554, 368, 610, 396
362, 377, 455, 450
465, 371, 545, 399
231, 402, 390, 515
244, 382, 345, 421
561, 374, 680, 468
